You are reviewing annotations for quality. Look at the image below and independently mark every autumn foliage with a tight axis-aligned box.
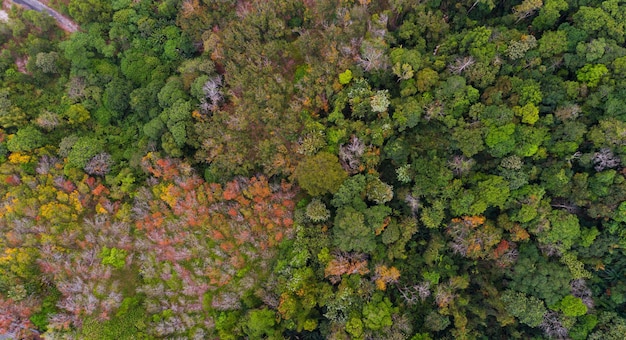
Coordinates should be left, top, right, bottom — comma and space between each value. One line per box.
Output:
0, 154, 298, 338
324, 252, 370, 284
132, 154, 297, 336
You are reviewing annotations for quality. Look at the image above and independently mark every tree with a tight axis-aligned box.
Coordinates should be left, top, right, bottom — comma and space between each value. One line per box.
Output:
305, 198, 331, 223
532, 0, 568, 30
362, 293, 396, 331
514, 103, 539, 125
68, 0, 113, 24
558, 295, 587, 317
541, 210, 581, 250
103, 78, 132, 120
6, 126, 44, 152
577, 64, 609, 87
500, 290, 547, 327
366, 176, 393, 204
485, 123, 516, 157
339, 69, 353, 85
35, 52, 60, 74
513, 0, 543, 22
244, 309, 277, 338
537, 30, 568, 58
507, 244, 572, 306
333, 206, 376, 253
295, 152, 348, 196
66, 137, 104, 170
65, 104, 90, 125
573, 6, 610, 35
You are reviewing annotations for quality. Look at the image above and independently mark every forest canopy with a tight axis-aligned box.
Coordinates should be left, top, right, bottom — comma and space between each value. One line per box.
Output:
2, 0, 626, 339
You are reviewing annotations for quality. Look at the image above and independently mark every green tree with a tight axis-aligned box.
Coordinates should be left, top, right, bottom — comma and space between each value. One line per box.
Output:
99, 247, 127, 269
537, 30, 569, 58
339, 69, 353, 85
333, 206, 376, 253
305, 198, 331, 223
35, 52, 60, 74
573, 6, 610, 35
66, 136, 104, 170
362, 293, 396, 331
500, 290, 547, 327
366, 176, 393, 204
577, 64, 609, 87
507, 245, 572, 306
532, 0, 568, 30
244, 309, 277, 338
485, 123, 516, 157
541, 210, 581, 250
103, 78, 132, 120
65, 104, 91, 125
295, 152, 348, 196
558, 295, 587, 317
7, 125, 45, 152
514, 103, 539, 125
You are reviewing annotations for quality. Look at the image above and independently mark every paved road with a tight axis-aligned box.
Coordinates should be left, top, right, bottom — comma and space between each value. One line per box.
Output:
11, 0, 78, 32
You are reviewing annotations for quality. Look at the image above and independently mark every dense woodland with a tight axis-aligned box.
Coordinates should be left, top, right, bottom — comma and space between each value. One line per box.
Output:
1, 0, 626, 338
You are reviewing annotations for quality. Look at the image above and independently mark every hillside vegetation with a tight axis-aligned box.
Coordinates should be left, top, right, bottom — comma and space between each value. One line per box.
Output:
2, 0, 626, 339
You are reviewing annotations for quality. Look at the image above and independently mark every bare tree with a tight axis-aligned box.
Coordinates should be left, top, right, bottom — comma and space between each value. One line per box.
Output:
448, 56, 475, 74
593, 148, 621, 172
398, 281, 431, 305
571, 279, 594, 310
540, 311, 568, 339
555, 104, 582, 121
339, 135, 365, 173
200, 75, 223, 114
67, 77, 87, 101
84, 152, 113, 176
404, 193, 420, 216
448, 155, 476, 176
357, 40, 389, 71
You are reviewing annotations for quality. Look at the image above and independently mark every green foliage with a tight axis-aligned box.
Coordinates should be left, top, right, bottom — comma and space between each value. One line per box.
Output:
613, 201, 626, 223
80, 300, 148, 340
65, 104, 91, 125
100, 247, 127, 269
421, 200, 446, 229
333, 206, 375, 253
331, 174, 367, 209
538, 30, 569, 58
560, 253, 591, 280
507, 245, 572, 306
30, 288, 61, 331
485, 123, 516, 157
570, 314, 598, 340
500, 290, 547, 327
577, 64, 609, 87
295, 152, 348, 196
558, 295, 587, 317
305, 198, 330, 223
7, 126, 44, 152
366, 176, 393, 204
362, 293, 395, 331
3, 1, 626, 339
66, 136, 104, 170
339, 69, 353, 85
542, 210, 581, 250
514, 103, 539, 125
346, 315, 364, 339
533, 0, 568, 30
244, 309, 277, 338
588, 312, 626, 340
